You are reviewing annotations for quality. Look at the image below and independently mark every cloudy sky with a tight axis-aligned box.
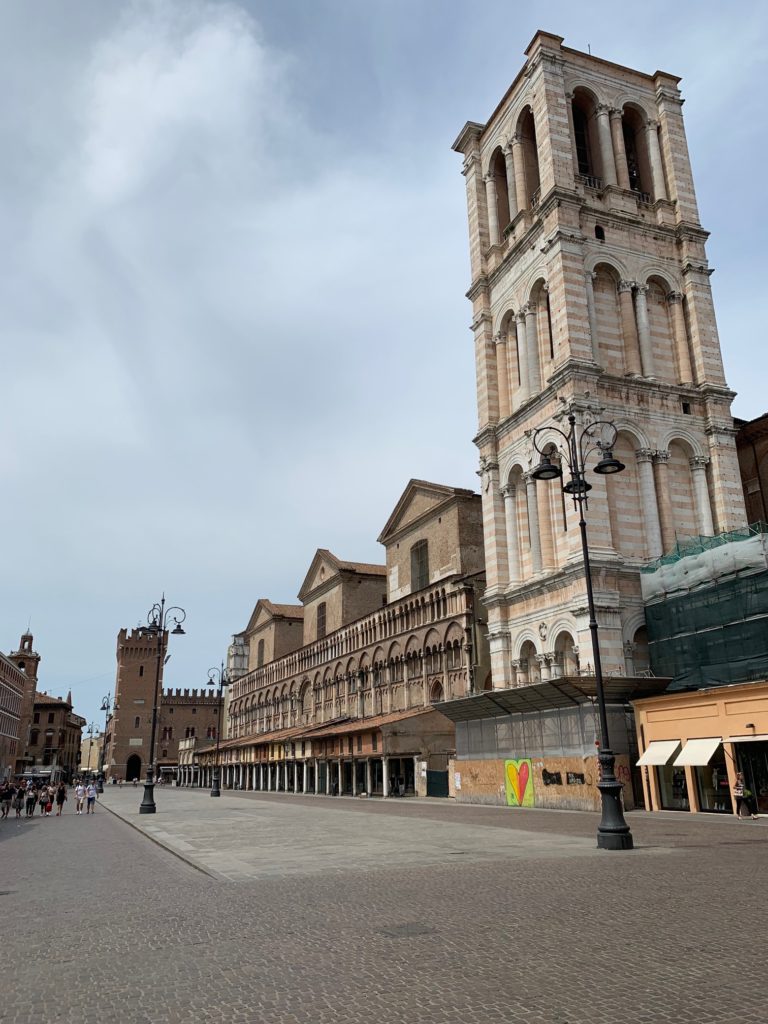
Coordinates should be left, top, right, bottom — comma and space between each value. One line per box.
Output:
2, 0, 766, 727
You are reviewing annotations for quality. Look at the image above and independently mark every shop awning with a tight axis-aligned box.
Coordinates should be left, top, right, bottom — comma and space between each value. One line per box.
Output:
724, 734, 768, 743
673, 737, 722, 766
636, 740, 681, 766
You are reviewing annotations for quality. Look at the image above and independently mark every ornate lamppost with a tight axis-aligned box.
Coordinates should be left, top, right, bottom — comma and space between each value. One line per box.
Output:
531, 412, 633, 851
207, 663, 229, 797
139, 596, 186, 814
97, 693, 112, 792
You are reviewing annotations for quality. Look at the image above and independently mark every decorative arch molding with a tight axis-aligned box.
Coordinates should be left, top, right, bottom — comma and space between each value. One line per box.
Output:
404, 634, 421, 657
512, 629, 541, 659
483, 142, 506, 180
386, 641, 402, 661
621, 610, 647, 645
548, 617, 579, 643
659, 428, 707, 459
614, 95, 653, 121
493, 305, 519, 335
518, 266, 549, 307
585, 253, 630, 279
636, 263, 682, 292
563, 79, 606, 106
513, 100, 536, 135
613, 421, 652, 451
444, 622, 464, 646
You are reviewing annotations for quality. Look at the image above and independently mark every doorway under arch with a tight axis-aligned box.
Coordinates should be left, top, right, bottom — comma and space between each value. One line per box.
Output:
126, 754, 142, 782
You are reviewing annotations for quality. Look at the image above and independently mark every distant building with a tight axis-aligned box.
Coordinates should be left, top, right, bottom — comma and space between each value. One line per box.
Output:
103, 627, 220, 782
0, 653, 25, 782
180, 480, 489, 797
6, 632, 41, 776
26, 691, 85, 783
79, 730, 103, 775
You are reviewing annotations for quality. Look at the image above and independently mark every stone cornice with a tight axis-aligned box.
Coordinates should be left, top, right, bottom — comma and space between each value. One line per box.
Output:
466, 276, 489, 303
485, 559, 648, 609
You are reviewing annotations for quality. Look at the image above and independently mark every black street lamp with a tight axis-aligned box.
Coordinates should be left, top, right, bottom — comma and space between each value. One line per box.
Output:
139, 596, 186, 815
531, 412, 632, 851
207, 663, 230, 797
97, 693, 112, 792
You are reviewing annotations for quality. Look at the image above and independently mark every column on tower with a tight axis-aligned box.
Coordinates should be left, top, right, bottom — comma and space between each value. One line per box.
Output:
501, 483, 521, 585
689, 457, 715, 536
667, 291, 694, 384
472, 311, 499, 427
484, 175, 500, 246
524, 473, 543, 575
635, 449, 663, 560
609, 108, 630, 189
494, 332, 511, 420
537, 479, 556, 570
652, 450, 676, 552
511, 133, 528, 213
515, 311, 530, 407
633, 284, 656, 377
502, 140, 519, 222
537, 286, 553, 368
524, 302, 542, 395
595, 105, 618, 186
618, 281, 642, 375
584, 271, 599, 363
645, 120, 668, 201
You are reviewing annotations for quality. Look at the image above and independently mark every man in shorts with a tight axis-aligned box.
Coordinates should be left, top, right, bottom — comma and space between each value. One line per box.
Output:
85, 782, 97, 814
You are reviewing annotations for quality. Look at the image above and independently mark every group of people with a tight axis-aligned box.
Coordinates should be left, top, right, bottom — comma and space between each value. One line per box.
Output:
0, 779, 98, 819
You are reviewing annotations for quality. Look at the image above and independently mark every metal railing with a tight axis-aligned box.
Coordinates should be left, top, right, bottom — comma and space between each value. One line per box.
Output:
576, 173, 603, 191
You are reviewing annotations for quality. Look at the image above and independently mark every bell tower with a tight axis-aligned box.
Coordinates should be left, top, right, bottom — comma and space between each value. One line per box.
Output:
453, 31, 747, 689
8, 631, 41, 772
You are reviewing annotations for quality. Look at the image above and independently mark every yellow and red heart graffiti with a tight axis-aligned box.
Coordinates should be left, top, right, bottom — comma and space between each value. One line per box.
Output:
504, 758, 534, 807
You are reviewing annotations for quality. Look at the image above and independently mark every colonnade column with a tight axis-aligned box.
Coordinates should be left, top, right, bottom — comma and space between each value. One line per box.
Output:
495, 333, 511, 419
524, 303, 541, 395
524, 474, 543, 574
338, 757, 343, 795
314, 757, 320, 794
484, 175, 500, 246
325, 762, 330, 795
501, 484, 521, 584
294, 763, 299, 794
646, 120, 668, 201
667, 292, 694, 384
653, 450, 676, 552
365, 758, 372, 796
351, 762, 357, 796
502, 140, 519, 222
259, 763, 264, 790
636, 449, 663, 559
633, 285, 655, 377
595, 105, 617, 186
382, 757, 390, 798
584, 271, 599, 362
515, 312, 530, 406
618, 281, 642, 374
690, 457, 715, 536
302, 761, 308, 793
266, 764, 271, 791
609, 108, 630, 189
511, 134, 528, 213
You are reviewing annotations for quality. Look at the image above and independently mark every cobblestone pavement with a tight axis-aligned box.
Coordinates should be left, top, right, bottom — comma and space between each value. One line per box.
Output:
2, 790, 766, 1024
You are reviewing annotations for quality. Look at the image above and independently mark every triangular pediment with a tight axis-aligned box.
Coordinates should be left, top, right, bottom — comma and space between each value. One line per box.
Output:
243, 599, 302, 635
377, 480, 476, 544
297, 549, 343, 602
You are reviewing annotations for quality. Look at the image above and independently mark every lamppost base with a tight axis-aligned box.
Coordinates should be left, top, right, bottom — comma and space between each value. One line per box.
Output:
211, 785, 221, 797
139, 782, 156, 814
596, 749, 633, 851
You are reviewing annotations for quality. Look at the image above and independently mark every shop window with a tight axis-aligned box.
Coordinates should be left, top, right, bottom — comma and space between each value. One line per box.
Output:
694, 747, 731, 812
656, 764, 689, 811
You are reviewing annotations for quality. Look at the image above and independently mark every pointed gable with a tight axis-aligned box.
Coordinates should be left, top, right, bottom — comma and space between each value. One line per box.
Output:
297, 549, 344, 603
377, 480, 475, 545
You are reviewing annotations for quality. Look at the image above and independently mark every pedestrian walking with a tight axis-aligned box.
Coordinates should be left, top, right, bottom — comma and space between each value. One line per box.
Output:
44, 785, 54, 816
733, 772, 758, 819
38, 787, 48, 815
25, 786, 37, 818
74, 782, 85, 814
55, 782, 67, 816
85, 782, 97, 814
0, 782, 11, 819
13, 785, 24, 819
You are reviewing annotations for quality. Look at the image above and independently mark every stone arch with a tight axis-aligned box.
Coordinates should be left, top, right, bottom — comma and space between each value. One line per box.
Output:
570, 85, 604, 182
620, 102, 653, 197
487, 145, 511, 233
126, 754, 142, 782
515, 104, 540, 208
519, 638, 541, 684
665, 436, 700, 542
591, 260, 627, 374
608, 429, 650, 560
552, 628, 579, 678
429, 679, 445, 703
644, 273, 677, 384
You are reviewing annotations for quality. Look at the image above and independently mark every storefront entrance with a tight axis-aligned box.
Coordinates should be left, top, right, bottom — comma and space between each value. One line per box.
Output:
692, 744, 731, 812
736, 740, 768, 814
656, 764, 690, 810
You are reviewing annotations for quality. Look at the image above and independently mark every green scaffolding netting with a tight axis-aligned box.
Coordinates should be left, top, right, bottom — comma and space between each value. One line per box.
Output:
641, 521, 768, 572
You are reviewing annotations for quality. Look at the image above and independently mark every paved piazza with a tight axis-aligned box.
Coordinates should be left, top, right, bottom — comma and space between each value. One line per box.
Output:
2, 790, 766, 1024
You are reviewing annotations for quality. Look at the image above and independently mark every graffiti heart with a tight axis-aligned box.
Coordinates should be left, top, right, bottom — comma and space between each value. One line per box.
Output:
505, 758, 534, 807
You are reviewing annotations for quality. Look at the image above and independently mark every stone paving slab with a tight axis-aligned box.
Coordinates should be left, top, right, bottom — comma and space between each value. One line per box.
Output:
2, 787, 767, 1024
100, 787, 608, 880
